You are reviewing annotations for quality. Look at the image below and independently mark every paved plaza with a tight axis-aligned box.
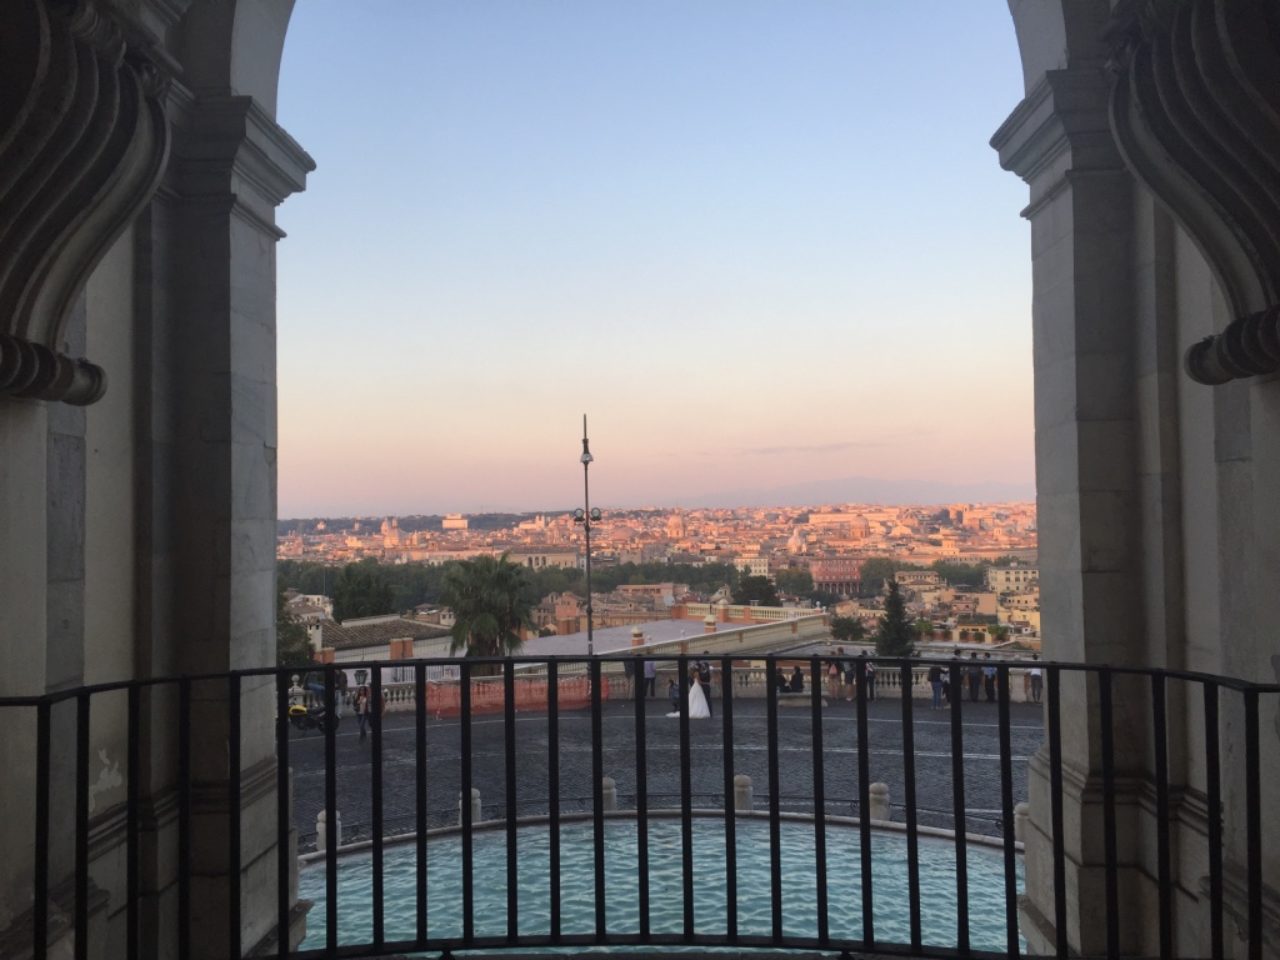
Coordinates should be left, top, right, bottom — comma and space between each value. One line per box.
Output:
291, 695, 1045, 849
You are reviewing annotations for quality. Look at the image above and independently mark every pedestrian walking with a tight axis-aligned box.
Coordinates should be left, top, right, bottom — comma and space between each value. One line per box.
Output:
1028, 655, 1043, 703
860, 651, 877, 701
983, 652, 997, 702
643, 658, 657, 699
967, 652, 983, 702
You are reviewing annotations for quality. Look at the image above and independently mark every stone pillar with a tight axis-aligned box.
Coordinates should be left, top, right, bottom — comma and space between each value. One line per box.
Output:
992, 65, 1147, 958
1014, 802, 1030, 845
868, 782, 890, 822
459, 788, 482, 824
314, 810, 341, 853
145, 88, 312, 959
601, 777, 617, 812
733, 774, 753, 812
703, 615, 717, 635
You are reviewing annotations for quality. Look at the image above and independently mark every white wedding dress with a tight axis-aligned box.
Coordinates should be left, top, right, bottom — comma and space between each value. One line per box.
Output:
668, 678, 712, 719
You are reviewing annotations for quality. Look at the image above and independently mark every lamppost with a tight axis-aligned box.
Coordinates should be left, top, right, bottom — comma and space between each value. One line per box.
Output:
573, 415, 601, 657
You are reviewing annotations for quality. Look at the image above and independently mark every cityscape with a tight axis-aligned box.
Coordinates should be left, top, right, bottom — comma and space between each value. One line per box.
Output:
277, 500, 1041, 657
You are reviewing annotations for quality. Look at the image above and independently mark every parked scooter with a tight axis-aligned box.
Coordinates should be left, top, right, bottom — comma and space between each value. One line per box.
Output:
288, 700, 340, 732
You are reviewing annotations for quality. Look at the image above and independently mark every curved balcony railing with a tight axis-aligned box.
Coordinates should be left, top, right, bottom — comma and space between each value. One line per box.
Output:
0, 655, 1274, 960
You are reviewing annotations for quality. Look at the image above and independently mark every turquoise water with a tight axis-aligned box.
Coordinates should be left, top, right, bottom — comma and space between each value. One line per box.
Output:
299, 818, 1022, 952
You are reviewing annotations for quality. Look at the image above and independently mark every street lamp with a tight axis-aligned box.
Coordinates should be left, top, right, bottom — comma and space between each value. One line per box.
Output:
573, 415, 602, 656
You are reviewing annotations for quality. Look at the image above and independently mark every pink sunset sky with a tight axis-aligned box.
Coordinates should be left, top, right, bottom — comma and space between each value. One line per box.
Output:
273, 2, 1033, 517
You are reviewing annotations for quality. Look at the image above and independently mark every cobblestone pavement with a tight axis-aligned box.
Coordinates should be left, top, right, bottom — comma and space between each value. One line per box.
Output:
290, 695, 1044, 848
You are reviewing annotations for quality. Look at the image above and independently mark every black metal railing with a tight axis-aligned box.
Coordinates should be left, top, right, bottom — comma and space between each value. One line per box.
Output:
1, 655, 1275, 960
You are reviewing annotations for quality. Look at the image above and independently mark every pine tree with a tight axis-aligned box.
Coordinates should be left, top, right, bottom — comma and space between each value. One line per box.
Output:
875, 579, 916, 657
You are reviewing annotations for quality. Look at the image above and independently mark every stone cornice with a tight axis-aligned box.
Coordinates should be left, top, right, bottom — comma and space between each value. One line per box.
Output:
991, 67, 1123, 190
170, 92, 315, 214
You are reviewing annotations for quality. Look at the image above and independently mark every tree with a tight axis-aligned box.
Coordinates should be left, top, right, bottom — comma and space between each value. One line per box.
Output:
874, 580, 917, 657
733, 575, 780, 607
930, 559, 987, 586
440, 553, 535, 665
332, 560, 394, 621
830, 615, 865, 643
914, 617, 935, 639
276, 586, 314, 667
858, 557, 920, 597
774, 567, 814, 598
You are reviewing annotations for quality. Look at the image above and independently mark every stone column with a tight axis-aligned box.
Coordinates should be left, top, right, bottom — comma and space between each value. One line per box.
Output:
992, 67, 1148, 957
143, 91, 312, 959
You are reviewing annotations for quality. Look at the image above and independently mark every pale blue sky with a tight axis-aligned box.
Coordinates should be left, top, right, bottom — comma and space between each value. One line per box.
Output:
276, 2, 1033, 517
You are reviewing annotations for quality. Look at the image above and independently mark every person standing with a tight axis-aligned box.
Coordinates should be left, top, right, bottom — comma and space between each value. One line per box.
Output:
827, 649, 844, 701
983, 652, 997, 702
927, 662, 944, 710
1028, 655, 1043, 703
967, 652, 983, 702
860, 651, 877, 701
354, 685, 371, 740
643, 658, 657, 699
696, 653, 714, 718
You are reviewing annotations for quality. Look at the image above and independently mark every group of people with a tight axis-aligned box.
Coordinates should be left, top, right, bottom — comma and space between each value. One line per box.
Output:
824, 647, 878, 702
925, 652, 1043, 710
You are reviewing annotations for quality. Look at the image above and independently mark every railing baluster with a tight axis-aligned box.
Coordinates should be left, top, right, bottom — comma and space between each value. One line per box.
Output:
229, 675, 242, 959
33, 700, 50, 960
678, 655, 694, 939
460, 661, 474, 946
1100, 668, 1119, 960
1203, 682, 1223, 960
1047, 666, 1067, 960
997, 665, 1018, 959
635, 657, 650, 941
590, 659, 606, 940
276, 672, 291, 960
856, 657, 874, 949
1152, 673, 1171, 960
1244, 689, 1262, 960
178, 679, 192, 960
75, 692, 89, 960
766, 658, 782, 942
323, 668, 337, 959
414, 662, 427, 945
547, 661, 561, 941
721, 656, 738, 943
949, 663, 970, 955
127, 684, 140, 960
809, 656, 828, 947
901, 662, 921, 952
504, 660, 519, 940
370, 667, 385, 950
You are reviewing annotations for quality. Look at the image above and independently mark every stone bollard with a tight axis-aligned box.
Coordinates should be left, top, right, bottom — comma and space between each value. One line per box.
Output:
602, 777, 618, 812
734, 774, 753, 812
868, 782, 891, 821
1014, 802, 1029, 843
316, 809, 342, 852
459, 788, 482, 824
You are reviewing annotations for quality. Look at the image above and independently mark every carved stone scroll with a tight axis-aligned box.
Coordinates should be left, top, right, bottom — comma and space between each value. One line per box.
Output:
0, 0, 171, 405
1108, 0, 1280, 385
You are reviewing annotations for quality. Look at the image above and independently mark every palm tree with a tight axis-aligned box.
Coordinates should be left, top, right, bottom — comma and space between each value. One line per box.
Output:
440, 553, 535, 667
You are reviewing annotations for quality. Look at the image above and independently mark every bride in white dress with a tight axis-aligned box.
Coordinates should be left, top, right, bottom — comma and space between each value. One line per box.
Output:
669, 669, 712, 719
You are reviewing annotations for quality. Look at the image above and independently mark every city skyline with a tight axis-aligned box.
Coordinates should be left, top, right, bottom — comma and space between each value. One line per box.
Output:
275, 3, 1032, 517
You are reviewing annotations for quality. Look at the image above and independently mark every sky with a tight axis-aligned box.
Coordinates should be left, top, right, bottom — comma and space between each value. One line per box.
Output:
276, 2, 1034, 517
